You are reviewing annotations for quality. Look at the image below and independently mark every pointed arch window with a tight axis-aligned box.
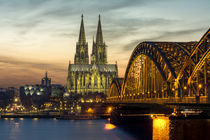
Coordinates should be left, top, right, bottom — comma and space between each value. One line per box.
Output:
83, 75, 85, 86
94, 75, 98, 87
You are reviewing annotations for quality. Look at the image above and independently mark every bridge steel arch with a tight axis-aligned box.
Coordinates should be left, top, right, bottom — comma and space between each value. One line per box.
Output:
107, 78, 123, 101
176, 28, 210, 99
108, 28, 209, 104
120, 41, 195, 101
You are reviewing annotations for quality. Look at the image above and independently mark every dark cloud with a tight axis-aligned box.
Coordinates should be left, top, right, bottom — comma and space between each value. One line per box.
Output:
14, 20, 42, 35
0, 0, 170, 40
102, 18, 177, 40
122, 27, 208, 51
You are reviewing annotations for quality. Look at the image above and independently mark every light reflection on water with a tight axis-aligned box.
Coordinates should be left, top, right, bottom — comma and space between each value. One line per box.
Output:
153, 117, 169, 140
104, 123, 116, 130
0, 118, 136, 140
152, 116, 210, 140
1, 117, 210, 140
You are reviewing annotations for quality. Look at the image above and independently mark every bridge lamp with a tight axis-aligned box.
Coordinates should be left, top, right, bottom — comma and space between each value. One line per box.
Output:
107, 107, 113, 114
172, 88, 175, 91
198, 84, 202, 89
184, 86, 187, 90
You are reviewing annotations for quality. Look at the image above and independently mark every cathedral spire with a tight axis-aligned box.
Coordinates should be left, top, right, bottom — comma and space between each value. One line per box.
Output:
96, 14, 103, 45
78, 14, 86, 44
74, 14, 89, 64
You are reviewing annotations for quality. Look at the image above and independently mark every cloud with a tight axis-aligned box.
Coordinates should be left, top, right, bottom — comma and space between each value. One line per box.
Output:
14, 20, 42, 35
101, 17, 177, 40
0, 0, 209, 87
122, 27, 208, 51
0, 56, 66, 73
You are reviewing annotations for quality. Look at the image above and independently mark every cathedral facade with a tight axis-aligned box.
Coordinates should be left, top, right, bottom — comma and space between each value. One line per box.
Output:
67, 15, 118, 95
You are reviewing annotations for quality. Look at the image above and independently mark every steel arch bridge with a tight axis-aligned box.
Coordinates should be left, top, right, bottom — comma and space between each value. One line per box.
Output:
108, 28, 210, 104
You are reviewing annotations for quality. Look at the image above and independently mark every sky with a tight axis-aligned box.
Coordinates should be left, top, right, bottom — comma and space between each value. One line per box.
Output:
0, 0, 209, 87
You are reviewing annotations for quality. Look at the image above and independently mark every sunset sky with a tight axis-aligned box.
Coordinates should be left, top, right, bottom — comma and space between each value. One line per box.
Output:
0, 0, 209, 87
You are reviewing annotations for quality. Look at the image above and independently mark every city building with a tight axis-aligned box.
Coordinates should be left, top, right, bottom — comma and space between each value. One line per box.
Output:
0, 87, 24, 111
20, 72, 65, 109
41, 72, 51, 87
67, 15, 118, 95
0, 88, 14, 109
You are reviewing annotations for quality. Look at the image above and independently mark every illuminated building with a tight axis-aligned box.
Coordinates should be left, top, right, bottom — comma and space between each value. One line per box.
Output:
20, 72, 65, 109
67, 15, 118, 95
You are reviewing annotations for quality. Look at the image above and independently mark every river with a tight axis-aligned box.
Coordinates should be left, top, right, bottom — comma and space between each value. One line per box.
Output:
0, 117, 210, 140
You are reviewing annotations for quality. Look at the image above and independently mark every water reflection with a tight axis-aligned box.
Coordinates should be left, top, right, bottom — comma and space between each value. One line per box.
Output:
33, 118, 38, 121
104, 123, 116, 130
152, 117, 210, 140
20, 118, 24, 121
153, 117, 169, 140
0, 118, 210, 140
0, 119, 136, 140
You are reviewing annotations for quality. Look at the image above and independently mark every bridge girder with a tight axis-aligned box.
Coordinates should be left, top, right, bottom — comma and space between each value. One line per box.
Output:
107, 78, 123, 100
176, 28, 210, 97
108, 28, 210, 104
120, 41, 195, 98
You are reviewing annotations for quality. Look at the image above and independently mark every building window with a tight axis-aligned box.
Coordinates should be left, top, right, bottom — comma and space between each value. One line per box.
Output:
80, 75, 82, 86
94, 76, 97, 87
83, 75, 85, 86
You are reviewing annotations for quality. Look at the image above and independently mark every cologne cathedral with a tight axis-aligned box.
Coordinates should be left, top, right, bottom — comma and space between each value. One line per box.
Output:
67, 15, 118, 95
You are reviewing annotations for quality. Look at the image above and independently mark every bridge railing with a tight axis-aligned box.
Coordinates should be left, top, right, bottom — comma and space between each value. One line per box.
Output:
106, 96, 208, 104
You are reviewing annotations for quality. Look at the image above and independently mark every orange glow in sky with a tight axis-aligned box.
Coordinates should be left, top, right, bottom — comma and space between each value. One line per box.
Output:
0, 0, 209, 87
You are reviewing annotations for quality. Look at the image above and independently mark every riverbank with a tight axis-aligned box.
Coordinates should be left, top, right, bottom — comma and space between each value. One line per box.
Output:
0, 112, 110, 120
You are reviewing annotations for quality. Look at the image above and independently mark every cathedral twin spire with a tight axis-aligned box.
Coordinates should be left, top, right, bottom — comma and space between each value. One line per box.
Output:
96, 15, 103, 45
74, 15, 89, 64
74, 14, 107, 65
78, 14, 86, 45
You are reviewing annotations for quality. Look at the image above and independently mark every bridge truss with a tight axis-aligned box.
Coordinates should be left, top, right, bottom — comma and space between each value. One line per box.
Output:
108, 28, 210, 104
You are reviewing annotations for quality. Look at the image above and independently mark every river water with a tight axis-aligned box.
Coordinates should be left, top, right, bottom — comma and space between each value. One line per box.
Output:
0, 117, 210, 140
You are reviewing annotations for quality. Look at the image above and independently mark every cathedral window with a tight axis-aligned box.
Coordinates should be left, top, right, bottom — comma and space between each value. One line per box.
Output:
81, 52, 85, 59
83, 75, 85, 86
94, 76, 97, 87
99, 53, 102, 60
80, 75, 82, 86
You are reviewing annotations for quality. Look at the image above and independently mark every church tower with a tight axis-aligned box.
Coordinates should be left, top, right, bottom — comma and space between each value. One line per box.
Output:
74, 15, 89, 64
67, 15, 118, 95
91, 15, 107, 64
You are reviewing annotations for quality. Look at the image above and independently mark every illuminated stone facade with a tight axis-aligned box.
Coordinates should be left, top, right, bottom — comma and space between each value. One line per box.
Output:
67, 15, 118, 95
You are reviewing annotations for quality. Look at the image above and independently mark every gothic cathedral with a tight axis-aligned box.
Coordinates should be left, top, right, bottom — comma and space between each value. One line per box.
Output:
67, 15, 118, 95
